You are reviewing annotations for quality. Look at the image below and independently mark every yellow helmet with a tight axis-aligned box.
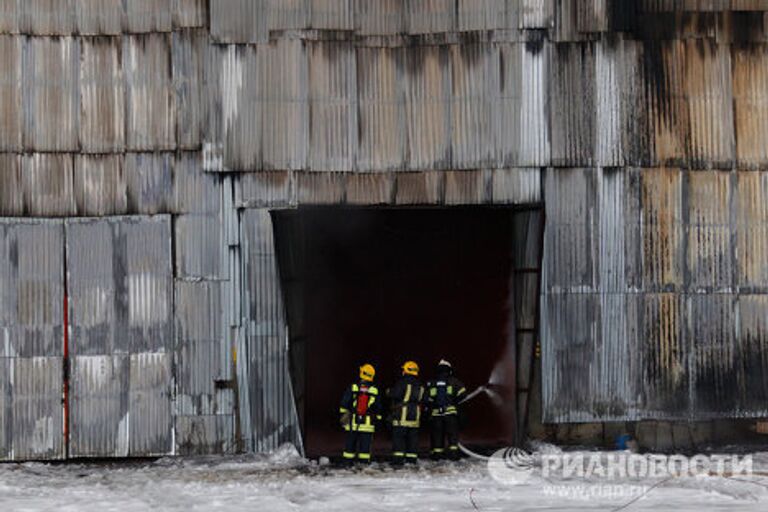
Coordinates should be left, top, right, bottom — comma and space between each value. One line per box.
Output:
359, 363, 375, 382
402, 361, 419, 376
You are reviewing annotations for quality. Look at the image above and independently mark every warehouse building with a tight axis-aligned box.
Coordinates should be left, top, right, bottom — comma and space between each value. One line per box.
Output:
1, 1, 768, 460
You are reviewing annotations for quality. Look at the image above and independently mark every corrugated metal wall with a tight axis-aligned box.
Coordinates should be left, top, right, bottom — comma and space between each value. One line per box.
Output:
0, 219, 65, 461
1, 1, 768, 458
66, 216, 173, 457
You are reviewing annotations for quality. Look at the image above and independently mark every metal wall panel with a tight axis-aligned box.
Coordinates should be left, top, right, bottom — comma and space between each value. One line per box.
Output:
241, 209, 302, 453
124, 152, 175, 215
75, 0, 122, 35
175, 152, 221, 215
268, 0, 309, 31
0, 0, 19, 34
74, 155, 128, 216
457, 0, 507, 31
732, 44, 768, 169
22, 154, 76, 217
210, 0, 265, 44
450, 43, 498, 170
66, 216, 173, 457
173, 29, 207, 150
405, 45, 451, 170
490, 168, 542, 204
124, 34, 176, 151
311, 0, 354, 30
80, 36, 124, 153
520, 0, 554, 29
0, 219, 64, 461
736, 171, 768, 290
356, 47, 407, 172
123, 0, 173, 34
20, 0, 75, 35
641, 167, 684, 291
175, 213, 227, 280
262, 39, 309, 171
543, 168, 598, 293
23, 36, 80, 152
407, 0, 455, 34
0, 154, 22, 216
237, 171, 295, 209
354, 0, 405, 35
0, 35, 22, 151
308, 41, 357, 171
173, 0, 209, 29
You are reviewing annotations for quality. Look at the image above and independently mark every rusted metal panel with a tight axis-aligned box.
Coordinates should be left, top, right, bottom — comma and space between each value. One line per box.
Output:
407, 0, 455, 34
354, 0, 405, 36
345, 173, 393, 205
735, 171, 768, 290
295, 172, 345, 204
576, 0, 608, 33
490, 168, 542, 204
20, 0, 75, 35
241, 209, 302, 452
23, 36, 80, 152
732, 44, 768, 169
457, 0, 507, 31
74, 0, 122, 35
394, 171, 442, 205
0, 154, 22, 216
640, 293, 688, 416
686, 171, 733, 292
645, 40, 689, 168
124, 33, 176, 151
123, 0, 173, 34
173, 0, 209, 29
450, 43, 498, 170
543, 168, 598, 293
173, 29, 208, 151
80, 36, 124, 153
551, 42, 596, 167
685, 40, 734, 169
210, 0, 266, 44
237, 171, 295, 209
124, 152, 175, 215
405, 45, 451, 170
641, 167, 684, 292
262, 38, 309, 171
444, 170, 490, 205
0, 35, 21, 151
21, 154, 76, 217
356, 46, 407, 172
308, 41, 357, 171
74, 155, 128, 216
311, 0, 354, 30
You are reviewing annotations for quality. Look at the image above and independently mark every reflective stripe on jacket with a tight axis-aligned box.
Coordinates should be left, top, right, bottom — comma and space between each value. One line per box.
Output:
426, 377, 466, 417
388, 376, 425, 428
340, 383, 381, 433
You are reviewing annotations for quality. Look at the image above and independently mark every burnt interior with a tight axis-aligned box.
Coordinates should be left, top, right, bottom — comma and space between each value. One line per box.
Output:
272, 207, 520, 457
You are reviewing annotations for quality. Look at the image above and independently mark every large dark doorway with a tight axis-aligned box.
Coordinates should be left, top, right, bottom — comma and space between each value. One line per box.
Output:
272, 207, 526, 458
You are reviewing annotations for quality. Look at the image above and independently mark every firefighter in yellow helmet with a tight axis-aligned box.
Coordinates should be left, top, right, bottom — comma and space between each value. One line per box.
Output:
387, 360, 425, 464
339, 363, 381, 463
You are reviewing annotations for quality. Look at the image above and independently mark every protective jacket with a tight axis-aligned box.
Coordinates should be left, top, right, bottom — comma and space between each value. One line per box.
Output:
340, 381, 382, 433
388, 375, 425, 428
426, 374, 466, 417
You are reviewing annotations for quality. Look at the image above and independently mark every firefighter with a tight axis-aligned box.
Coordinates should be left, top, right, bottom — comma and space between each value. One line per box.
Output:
388, 360, 425, 464
339, 363, 382, 463
426, 359, 466, 459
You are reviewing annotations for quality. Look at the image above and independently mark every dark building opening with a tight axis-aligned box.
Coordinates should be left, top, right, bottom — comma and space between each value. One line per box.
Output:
272, 207, 540, 458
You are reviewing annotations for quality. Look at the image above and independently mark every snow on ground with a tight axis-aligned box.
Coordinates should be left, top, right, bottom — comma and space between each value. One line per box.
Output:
1, 445, 768, 512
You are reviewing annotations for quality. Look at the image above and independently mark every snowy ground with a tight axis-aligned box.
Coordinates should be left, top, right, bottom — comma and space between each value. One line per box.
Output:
2, 445, 768, 512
